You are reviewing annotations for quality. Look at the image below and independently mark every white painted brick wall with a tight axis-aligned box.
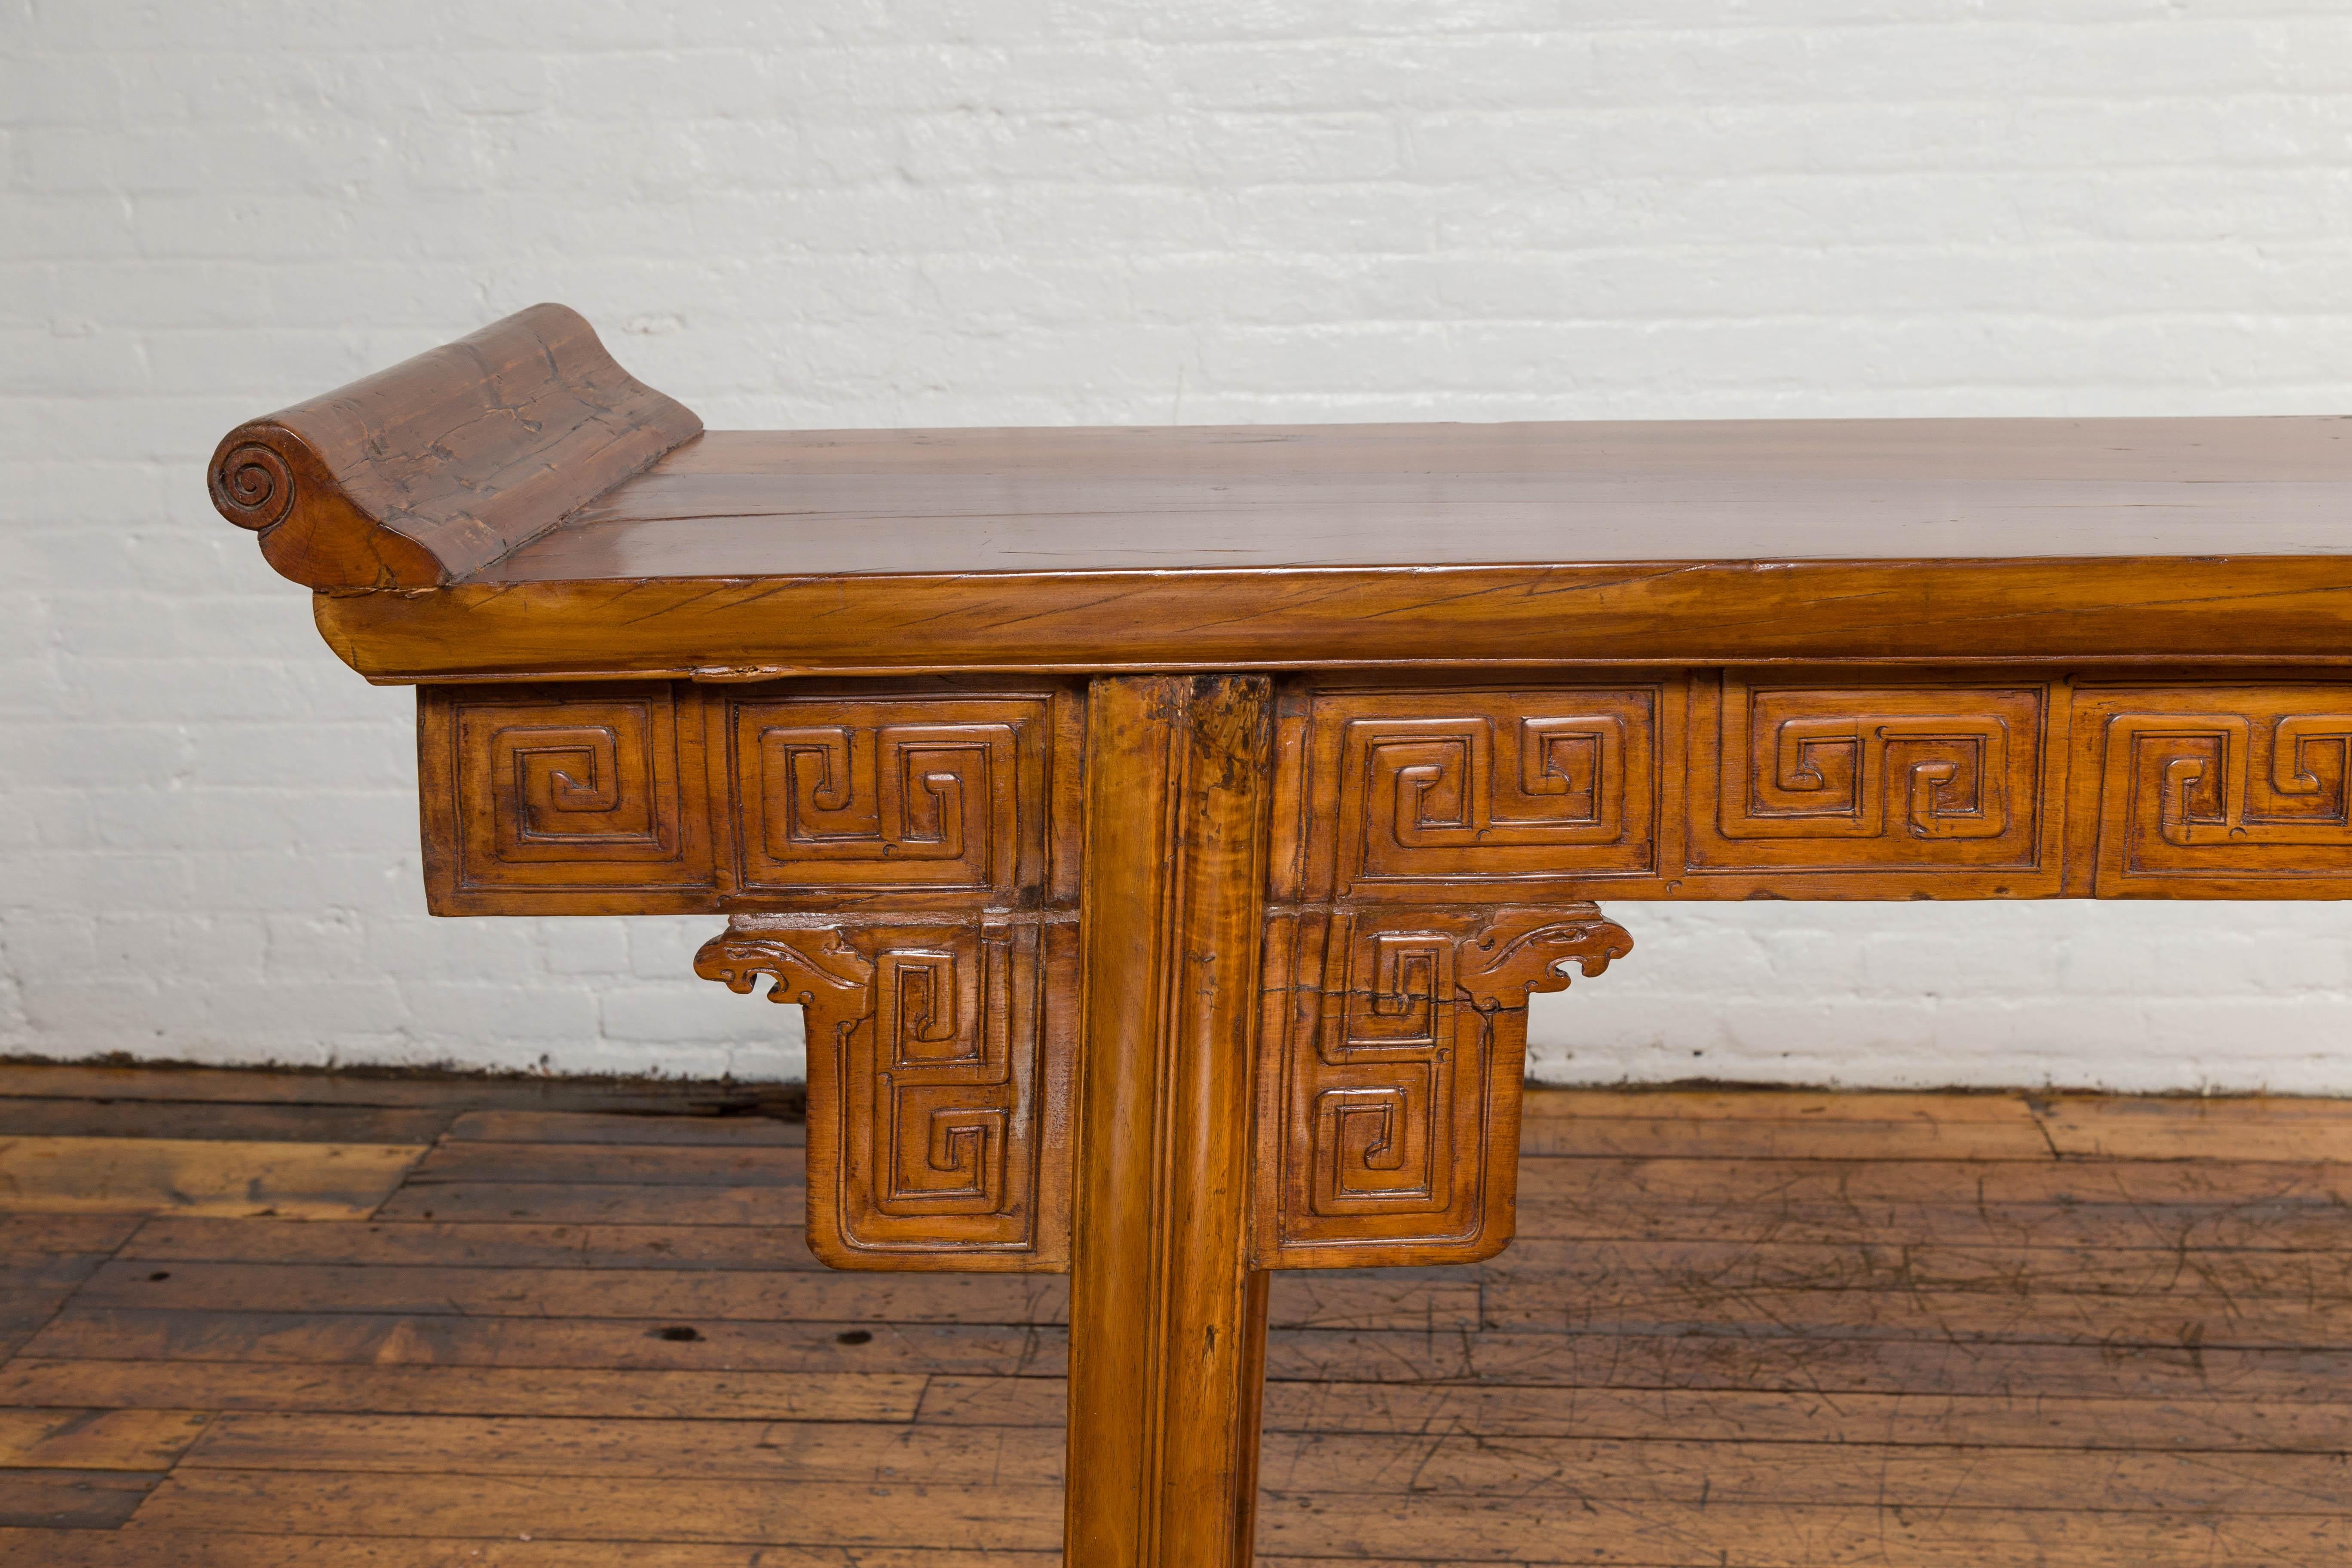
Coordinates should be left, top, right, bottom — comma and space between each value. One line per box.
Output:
6, 0, 2352, 1089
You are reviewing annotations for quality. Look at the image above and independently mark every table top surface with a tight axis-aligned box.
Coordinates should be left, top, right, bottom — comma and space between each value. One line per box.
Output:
479, 416, 2352, 583
209, 307, 2352, 676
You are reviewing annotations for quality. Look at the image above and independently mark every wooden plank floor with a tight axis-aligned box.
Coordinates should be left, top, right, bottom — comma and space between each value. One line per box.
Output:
0, 1066, 2346, 1564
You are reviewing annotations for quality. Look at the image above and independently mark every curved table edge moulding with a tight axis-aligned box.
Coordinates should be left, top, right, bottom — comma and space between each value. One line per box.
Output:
211, 303, 2352, 1568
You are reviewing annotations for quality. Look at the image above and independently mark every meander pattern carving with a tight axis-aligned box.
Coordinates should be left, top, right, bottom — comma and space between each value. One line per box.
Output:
1306, 925, 1463, 1221
1258, 904, 1631, 1268
498, 726, 654, 851
427, 686, 1070, 911
445, 689, 710, 891
695, 919, 1067, 1267
436, 677, 2352, 906
1309, 688, 1660, 898
1691, 677, 2048, 873
2083, 686, 2352, 891
730, 697, 1038, 894
864, 936, 1020, 1218
442, 676, 2352, 1273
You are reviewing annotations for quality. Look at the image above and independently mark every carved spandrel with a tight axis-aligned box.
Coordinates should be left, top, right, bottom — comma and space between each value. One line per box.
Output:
695, 917, 1071, 1270
1458, 906, 1639, 1008
1317, 689, 1660, 894
728, 698, 1048, 899
443, 687, 714, 892
1693, 677, 2048, 873
1259, 903, 1629, 1268
694, 924, 872, 1017
2086, 689, 2352, 891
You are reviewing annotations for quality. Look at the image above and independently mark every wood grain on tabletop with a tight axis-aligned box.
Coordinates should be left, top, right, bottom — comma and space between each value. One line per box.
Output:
3, 1067, 2350, 1563
490, 418, 2352, 580
324, 408, 2352, 677
202, 305, 2352, 674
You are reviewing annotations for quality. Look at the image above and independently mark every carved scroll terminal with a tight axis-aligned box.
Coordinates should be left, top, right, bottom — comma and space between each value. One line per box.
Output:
209, 440, 296, 532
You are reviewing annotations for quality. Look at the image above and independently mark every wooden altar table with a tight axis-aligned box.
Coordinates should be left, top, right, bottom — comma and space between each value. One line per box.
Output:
209, 303, 2352, 1566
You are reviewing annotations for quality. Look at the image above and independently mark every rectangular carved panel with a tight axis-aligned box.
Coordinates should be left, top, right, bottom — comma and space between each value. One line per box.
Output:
1297, 686, 1663, 900
1254, 904, 1629, 1269
427, 683, 715, 898
422, 681, 1080, 915
724, 694, 1057, 904
1685, 674, 2058, 889
2079, 685, 2352, 897
697, 916, 1075, 1270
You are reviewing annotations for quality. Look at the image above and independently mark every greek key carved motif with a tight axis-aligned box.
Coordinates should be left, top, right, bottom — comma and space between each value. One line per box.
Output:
695, 916, 1071, 1268
424, 682, 1077, 917
1259, 903, 1629, 1267
443, 688, 711, 891
1307, 927, 1460, 1219
728, 698, 1047, 897
2140, 716, 2352, 846
1315, 689, 1659, 894
1693, 677, 2047, 872
500, 727, 645, 845
2086, 688, 2352, 891
864, 941, 1017, 1216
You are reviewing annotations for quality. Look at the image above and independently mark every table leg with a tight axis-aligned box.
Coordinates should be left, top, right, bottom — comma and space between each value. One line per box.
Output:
1065, 674, 1275, 1567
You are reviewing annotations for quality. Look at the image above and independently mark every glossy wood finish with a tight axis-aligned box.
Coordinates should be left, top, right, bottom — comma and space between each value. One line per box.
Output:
495, 419, 2352, 577
427, 670, 2352, 914
416, 677, 1084, 916
210, 305, 699, 590
1255, 904, 1629, 1268
323, 555, 2352, 682
693, 916, 1076, 1271
283, 394, 2352, 681
2073, 683, 2352, 897
1066, 677, 1274, 1567
205, 307, 2352, 1568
